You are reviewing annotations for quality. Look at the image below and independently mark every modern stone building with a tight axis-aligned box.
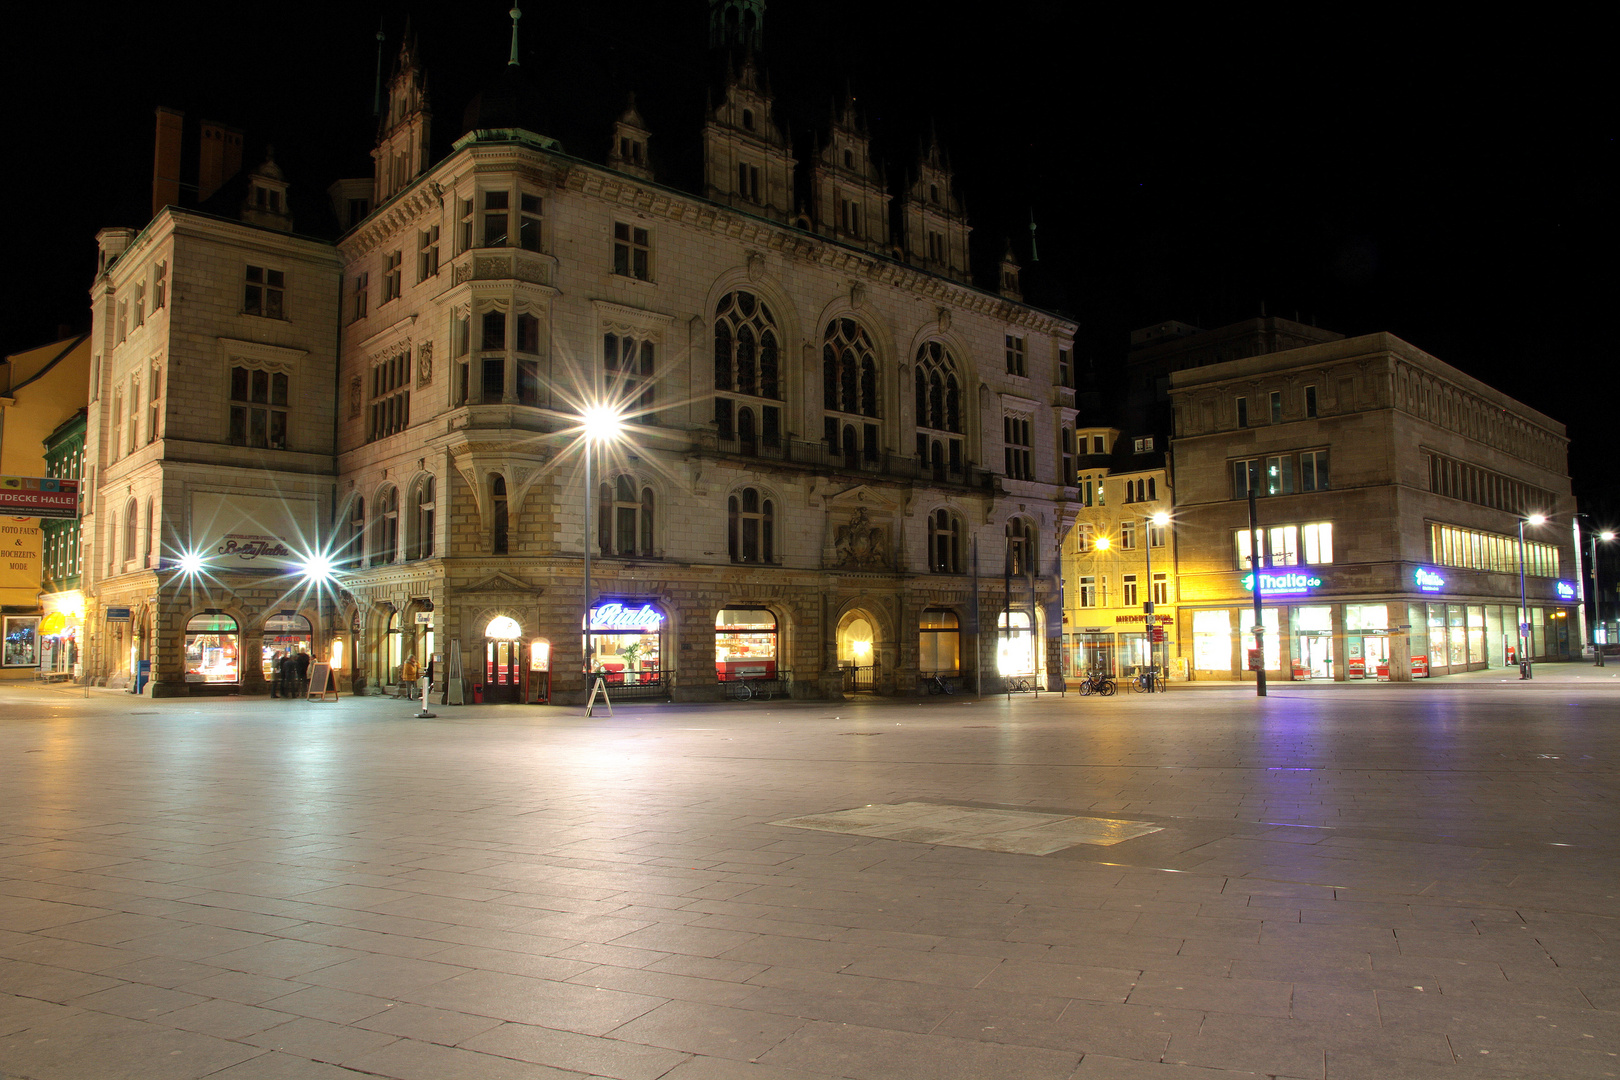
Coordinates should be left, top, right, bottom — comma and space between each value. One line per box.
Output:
80, 7, 1080, 700
1168, 331, 1578, 682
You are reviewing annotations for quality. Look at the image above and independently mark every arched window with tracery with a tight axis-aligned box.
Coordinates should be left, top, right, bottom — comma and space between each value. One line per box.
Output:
728, 486, 776, 564
122, 497, 138, 565
598, 474, 655, 557
372, 487, 399, 565
823, 319, 879, 464
713, 291, 781, 449
929, 508, 962, 573
409, 477, 436, 560
914, 341, 963, 479
1006, 516, 1035, 576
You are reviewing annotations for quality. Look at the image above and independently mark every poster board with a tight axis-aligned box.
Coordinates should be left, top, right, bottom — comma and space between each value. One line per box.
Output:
306, 662, 338, 701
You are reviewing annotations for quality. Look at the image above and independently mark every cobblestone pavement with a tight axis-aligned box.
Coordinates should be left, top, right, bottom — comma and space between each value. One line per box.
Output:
2, 668, 1618, 1079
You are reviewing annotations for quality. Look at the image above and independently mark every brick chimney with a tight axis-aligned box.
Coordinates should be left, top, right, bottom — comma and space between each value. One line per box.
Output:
198, 120, 244, 204
152, 107, 184, 217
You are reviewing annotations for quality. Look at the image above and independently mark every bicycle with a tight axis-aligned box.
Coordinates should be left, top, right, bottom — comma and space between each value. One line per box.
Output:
1130, 667, 1165, 694
924, 672, 957, 695
1077, 672, 1116, 696
725, 677, 777, 701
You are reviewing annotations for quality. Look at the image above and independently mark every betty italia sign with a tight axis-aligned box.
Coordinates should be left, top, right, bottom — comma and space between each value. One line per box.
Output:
588, 602, 664, 632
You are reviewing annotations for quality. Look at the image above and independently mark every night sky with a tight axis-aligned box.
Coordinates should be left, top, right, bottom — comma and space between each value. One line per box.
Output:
6, 2, 1612, 518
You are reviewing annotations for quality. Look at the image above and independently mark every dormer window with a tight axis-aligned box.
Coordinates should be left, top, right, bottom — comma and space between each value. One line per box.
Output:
843, 149, 854, 169
929, 183, 938, 203
742, 108, 755, 131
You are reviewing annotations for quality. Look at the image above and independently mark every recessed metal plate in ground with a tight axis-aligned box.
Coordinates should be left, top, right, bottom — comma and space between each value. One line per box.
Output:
772, 801, 1162, 855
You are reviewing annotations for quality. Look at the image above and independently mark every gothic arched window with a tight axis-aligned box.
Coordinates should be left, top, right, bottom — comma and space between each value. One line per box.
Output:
914, 341, 964, 477
409, 477, 436, 560
823, 318, 878, 463
713, 291, 781, 449
372, 487, 399, 566
728, 487, 776, 564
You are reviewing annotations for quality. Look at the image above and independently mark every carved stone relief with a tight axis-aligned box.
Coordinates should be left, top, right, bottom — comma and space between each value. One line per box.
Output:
416, 342, 433, 386
831, 507, 888, 570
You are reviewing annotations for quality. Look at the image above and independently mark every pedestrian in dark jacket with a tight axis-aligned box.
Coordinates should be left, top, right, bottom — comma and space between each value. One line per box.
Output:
295, 651, 311, 697
270, 651, 284, 697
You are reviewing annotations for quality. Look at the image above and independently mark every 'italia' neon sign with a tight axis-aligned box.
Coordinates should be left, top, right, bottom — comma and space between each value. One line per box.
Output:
1415, 567, 1446, 593
589, 602, 664, 632
1242, 571, 1322, 595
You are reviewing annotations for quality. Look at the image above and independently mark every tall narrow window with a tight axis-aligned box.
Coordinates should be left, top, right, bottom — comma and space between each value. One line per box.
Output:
482, 191, 509, 247
244, 266, 284, 318
1152, 572, 1169, 605
481, 311, 507, 403
352, 273, 368, 321
383, 251, 402, 302
228, 366, 289, 449
1006, 517, 1033, 575
1269, 390, 1282, 424
458, 197, 474, 252
519, 194, 542, 251
1236, 396, 1248, 428
929, 509, 961, 573
1005, 335, 1026, 376
604, 333, 655, 414
148, 360, 162, 443
1003, 414, 1032, 480
122, 498, 138, 565
1123, 574, 1138, 607
714, 291, 782, 445
411, 478, 436, 560
152, 261, 167, 310
490, 474, 509, 554
372, 488, 398, 566
1058, 348, 1072, 389
417, 225, 440, 281
728, 487, 775, 563
1304, 384, 1318, 418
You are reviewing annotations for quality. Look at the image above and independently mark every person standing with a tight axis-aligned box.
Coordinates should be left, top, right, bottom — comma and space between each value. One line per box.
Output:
278, 652, 295, 700
270, 651, 285, 698
295, 650, 311, 698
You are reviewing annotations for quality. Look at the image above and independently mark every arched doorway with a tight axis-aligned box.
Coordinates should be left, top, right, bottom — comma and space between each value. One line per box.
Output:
262, 612, 313, 684
484, 615, 523, 703
184, 611, 239, 685
836, 609, 879, 693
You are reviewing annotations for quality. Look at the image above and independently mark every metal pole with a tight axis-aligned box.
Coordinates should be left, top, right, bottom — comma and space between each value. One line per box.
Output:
1248, 479, 1266, 697
583, 441, 592, 677
1594, 531, 1605, 668
1517, 518, 1531, 680
1143, 515, 1154, 680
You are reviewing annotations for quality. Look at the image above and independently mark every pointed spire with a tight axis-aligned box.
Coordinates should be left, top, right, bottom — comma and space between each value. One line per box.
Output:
508, 3, 522, 67
372, 20, 386, 117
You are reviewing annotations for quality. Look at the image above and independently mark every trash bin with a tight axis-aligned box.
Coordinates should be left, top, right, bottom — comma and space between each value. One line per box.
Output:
473, 683, 484, 703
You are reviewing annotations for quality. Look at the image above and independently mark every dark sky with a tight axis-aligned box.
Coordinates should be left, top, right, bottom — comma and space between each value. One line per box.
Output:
6, 2, 1613, 515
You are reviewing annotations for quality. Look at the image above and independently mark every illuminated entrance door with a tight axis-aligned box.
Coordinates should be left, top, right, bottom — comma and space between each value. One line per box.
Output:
484, 616, 523, 703
836, 611, 878, 693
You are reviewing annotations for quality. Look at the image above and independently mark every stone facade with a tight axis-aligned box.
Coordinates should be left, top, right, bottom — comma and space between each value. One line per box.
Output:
1169, 332, 1577, 682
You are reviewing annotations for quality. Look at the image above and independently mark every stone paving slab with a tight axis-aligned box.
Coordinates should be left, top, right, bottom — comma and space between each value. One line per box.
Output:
2, 675, 1619, 1079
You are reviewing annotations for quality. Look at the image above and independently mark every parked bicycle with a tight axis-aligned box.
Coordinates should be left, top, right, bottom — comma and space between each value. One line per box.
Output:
1130, 667, 1167, 694
1077, 671, 1117, 696
724, 676, 779, 701
923, 672, 958, 695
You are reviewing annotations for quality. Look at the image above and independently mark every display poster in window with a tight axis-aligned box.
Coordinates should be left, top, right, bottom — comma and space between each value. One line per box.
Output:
3, 615, 41, 667
189, 492, 319, 572
1, 518, 43, 591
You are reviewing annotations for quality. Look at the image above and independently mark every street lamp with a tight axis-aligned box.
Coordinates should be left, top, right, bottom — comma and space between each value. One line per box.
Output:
1144, 511, 1169, 680
579, 404, 624, 681
1517, 513, 1546, 680
1591, 528, 1616, 667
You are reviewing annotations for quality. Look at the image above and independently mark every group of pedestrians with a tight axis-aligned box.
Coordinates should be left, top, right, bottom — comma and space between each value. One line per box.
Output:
269, 649, 311, 698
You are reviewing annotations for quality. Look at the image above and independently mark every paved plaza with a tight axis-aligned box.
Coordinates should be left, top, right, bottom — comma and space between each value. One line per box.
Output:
2, 669, 1618, 1080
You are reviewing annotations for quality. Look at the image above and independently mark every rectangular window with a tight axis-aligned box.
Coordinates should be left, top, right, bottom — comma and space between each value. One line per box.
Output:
116, 301, 127, 344
352, 273, 368, 321
228, 366, 289, 449
1149, 521, 1166, 548
1005, 335, 1026, 376
1305, 384, 1318, 418
1300, 450, 1329, 491
1236, 396, 1248, 428
482, 191, 510, 247
1152, 572, 1168, 606
519, 194, 542, 251
1061, 428, 1075, 486
841, 199, 859, 234
516, 313, 540, 354
132, 283, 145, 328
1232, 458, 1258, 500
244, 266, 285, 319
481, 311, 506, 351
153, 261, 167, 310
368, 352, 411, 441
738, 162, 760, 201
1430, 523, 1558, 577
1058, 348, 1072, 389
613, 222, 651, 280
1269, 525, 1298, 566
418, 225, 441, 281
1003, 414, 1032, 480
604, 332, 655, 414
1123, 575, 1138, 607
1133, 436, 1155, 453
1120, 520, 1136, 550
1270, 390, 1282, 424
1302, 522, 1333, 564
1265, 455, 1294, 495
1079, 575, 1097, 607
383, 251, 402, 303
1077, 523, 1093, 553
148, 360, 161, 443
458, 197, 474, 252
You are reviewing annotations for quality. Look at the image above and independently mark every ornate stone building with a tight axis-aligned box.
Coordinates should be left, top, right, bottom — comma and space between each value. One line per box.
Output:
83, 5, 1079, 700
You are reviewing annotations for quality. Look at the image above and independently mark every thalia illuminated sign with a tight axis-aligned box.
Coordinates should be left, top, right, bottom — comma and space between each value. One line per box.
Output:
1241, 571, 1322, 595
1415, 567, 1446, 593
1556, 581, 1576, 601
589, 602, 664, 632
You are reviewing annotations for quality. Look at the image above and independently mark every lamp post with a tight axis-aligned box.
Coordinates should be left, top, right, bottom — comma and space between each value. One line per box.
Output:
1591, 527, 1616, 667
579, 405, 624, 682
1517, 513, 1546, 679
1144, 511, 1169, 679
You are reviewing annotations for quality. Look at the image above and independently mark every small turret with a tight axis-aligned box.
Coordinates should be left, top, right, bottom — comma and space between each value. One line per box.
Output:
607, 94, 653, 181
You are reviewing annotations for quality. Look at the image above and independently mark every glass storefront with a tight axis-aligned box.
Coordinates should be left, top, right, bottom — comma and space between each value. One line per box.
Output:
918, 608, 960, 674
1292, 605, 1334, 679
184, 612, 239, 683
716, 608, 778, 679
589, 601, 664, 685
1344, 604, 1389, 678
3, 616, 40, 668
996, 611, 1035, 675
261, 612, 313, 678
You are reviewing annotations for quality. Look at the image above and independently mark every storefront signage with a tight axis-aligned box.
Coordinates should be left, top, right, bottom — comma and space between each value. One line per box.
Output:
0, 476, 80, 520
1415, 567, 1446, 593
1241, 571, 1322, 595
589, 602, 663, 632
1556, 581, 1576, 601
105, 607, 132, 621
414, 612, 433, 625
1114, 614, 1174, 624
